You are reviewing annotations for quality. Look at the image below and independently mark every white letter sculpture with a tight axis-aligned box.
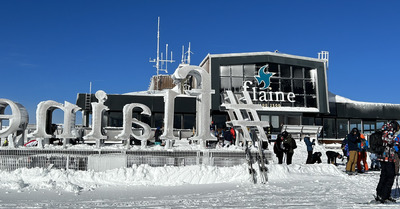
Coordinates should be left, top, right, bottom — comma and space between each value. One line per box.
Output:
171, 65, 217, 148
220, 90, 270, 146
160, 89, 179, 146
116, 103, 152, 148
28, 100, 81, 147
83, 90, 109, 148
0, 99, 29, 147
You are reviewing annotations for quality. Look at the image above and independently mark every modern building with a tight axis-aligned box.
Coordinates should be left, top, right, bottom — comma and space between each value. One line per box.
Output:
76, 51, 400, 140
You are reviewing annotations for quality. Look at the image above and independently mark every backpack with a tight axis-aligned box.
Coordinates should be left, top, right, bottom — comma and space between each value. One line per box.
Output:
358, 138, 368, 151
368, 130, 384, 154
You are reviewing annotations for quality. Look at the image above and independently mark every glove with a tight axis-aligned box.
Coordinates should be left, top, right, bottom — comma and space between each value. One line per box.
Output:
395, 146, 399, 152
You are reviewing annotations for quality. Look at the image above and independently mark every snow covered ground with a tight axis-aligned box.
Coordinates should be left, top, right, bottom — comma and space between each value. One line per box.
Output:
1, 140, 399, 208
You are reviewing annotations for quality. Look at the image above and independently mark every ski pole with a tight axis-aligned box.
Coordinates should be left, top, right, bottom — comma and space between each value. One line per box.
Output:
396, 174, 400, 198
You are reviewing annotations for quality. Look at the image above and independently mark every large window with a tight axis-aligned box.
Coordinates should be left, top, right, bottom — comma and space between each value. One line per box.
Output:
219, 64, 256, 93
174, 114, 182, 129
183, 114, 196, 129
219, 63, 317, 108
363, 120, 375, 134
323, 118, 336, 138
376, 121, 385, 130
337, 119, 348, 138
350, 119, 362, 131
302, 117, 314, 125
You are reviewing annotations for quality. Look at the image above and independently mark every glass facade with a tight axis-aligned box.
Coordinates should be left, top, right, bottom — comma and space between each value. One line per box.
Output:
316, 118, 392, 139
337, 119, 348, 138
219, 63, 317, 108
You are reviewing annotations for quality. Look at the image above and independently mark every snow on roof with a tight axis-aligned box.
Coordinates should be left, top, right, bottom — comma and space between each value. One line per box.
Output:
329, 91, 400, 107
123, 90, 194, 98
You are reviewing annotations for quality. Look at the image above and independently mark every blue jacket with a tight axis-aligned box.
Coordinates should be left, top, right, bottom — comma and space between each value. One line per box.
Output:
304, 137, 314, 152
347, 133, 360, 151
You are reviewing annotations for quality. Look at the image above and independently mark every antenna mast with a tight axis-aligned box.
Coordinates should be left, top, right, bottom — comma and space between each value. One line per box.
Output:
149, 17, 174, 91
181, 42, 193, 65
150, 17, 174, 76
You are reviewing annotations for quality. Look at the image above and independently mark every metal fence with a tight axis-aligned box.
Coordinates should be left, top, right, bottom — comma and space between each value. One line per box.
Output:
0, 148, 273, 171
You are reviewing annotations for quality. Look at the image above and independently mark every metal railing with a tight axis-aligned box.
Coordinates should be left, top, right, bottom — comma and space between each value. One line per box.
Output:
0, 148, 273, 171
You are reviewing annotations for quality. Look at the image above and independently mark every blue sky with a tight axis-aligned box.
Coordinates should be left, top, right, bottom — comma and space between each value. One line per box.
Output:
1, 0, 399, 123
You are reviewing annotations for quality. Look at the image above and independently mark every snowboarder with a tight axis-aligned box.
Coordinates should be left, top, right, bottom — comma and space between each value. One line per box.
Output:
273, 134, 284, 164
326, 151, 342, 166
282, 131, 296, 165
345, 128, 360, 175
304, 135, 315, 164
375, 121, 400, 203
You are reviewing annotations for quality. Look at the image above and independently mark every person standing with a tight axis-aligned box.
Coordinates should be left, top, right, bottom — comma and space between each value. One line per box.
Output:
230, 127, 236, 146
304, 135, 315, 164
345, 128, 360, 175
357, 134, 369, 173
273, 134, 285, 164
282, 131, 297, 165
376, 121, 400, 203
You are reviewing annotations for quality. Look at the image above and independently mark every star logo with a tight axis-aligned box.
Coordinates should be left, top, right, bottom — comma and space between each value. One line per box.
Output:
255, 65, 275, 90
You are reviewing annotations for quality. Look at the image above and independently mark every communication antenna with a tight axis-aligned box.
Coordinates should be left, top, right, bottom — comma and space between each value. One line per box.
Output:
181, 42, 193, 65
149, 17, 174, 76
318, 51, 329, 68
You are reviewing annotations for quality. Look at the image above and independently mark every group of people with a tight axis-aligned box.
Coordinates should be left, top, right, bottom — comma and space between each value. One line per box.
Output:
211, 127, 236, 147
340, 121, 400, 203
273, 131, 297, 164
341, 128, 369, 174
273, 132, 342, 165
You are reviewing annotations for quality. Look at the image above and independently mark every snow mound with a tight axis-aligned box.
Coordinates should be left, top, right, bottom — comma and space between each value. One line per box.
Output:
0, 161, 347, 193
268, 164, 345, 181
0, 164, 252, 193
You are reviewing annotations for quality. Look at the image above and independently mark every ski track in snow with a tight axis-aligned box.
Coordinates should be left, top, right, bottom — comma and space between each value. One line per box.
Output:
1, 141, 400, 208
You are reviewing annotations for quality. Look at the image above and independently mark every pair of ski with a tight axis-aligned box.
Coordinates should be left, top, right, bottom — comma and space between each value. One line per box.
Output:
366, 195, 398, 204
245, 141, 268, 184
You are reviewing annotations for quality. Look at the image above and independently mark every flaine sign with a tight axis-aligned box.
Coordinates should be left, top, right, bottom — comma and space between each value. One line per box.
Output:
243, 64, 296, 103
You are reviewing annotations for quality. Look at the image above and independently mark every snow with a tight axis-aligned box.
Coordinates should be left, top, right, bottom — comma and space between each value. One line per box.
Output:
329, 91, 400, 107
1, 140, 399, 208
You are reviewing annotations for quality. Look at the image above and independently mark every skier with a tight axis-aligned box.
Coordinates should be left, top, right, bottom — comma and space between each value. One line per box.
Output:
345, 128, 360, 175
304, 135, 315, 164
282, 131, 297, 165
357, 134, 369, 173
273, 134, 284, 164
326, 151, 342, 166
375, 121, 400, 203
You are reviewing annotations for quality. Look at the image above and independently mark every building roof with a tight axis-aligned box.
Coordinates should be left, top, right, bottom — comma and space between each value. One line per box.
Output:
200, 51, 326, 66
